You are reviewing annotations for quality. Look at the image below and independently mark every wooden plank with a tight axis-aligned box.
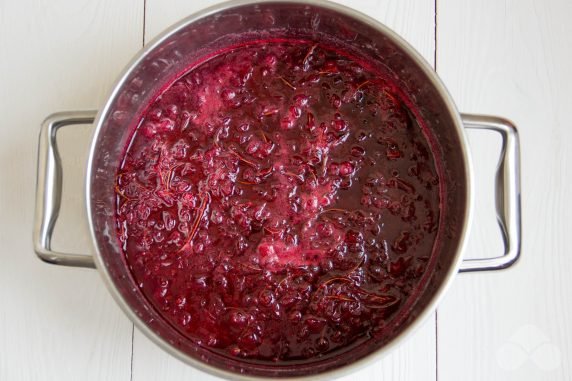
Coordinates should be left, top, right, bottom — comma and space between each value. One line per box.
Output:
0, 0, 143, 379
134, 1, 437, 380
437, 0, 572, 379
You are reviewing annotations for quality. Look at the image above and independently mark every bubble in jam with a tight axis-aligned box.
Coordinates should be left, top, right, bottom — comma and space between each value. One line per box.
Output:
115, 39, 442, 363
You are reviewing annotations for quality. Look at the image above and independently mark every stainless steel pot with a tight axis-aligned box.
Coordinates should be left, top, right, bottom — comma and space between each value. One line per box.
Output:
33, 0, 522, 379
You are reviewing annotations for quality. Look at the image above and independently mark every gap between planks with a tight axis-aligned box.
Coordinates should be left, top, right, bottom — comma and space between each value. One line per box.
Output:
130, 1, 147, 379
434, 1, 439, 380
143, 0, 147, 46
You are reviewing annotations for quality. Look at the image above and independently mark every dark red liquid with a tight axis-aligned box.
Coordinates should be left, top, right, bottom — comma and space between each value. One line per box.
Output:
115, 40, 441, 363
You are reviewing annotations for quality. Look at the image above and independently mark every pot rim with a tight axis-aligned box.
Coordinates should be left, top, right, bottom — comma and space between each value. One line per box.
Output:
86, 0, 474, 379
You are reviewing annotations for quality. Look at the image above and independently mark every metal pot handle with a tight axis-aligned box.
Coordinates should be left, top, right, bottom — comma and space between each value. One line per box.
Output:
33, 111, 98, 269
33, 111, 521, 272
460, 114, 522, 272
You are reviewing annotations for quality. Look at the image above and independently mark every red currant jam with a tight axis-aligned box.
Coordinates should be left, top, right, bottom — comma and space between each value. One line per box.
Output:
115, 40, 442, 363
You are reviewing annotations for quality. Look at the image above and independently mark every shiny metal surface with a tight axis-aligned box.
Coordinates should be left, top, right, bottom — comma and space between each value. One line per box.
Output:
33, 111, 97, 268
460, 114, 522, 272
32, 0, 519, 379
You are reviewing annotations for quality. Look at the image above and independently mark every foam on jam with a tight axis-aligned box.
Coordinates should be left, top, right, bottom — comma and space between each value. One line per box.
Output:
115, 40, 441, 363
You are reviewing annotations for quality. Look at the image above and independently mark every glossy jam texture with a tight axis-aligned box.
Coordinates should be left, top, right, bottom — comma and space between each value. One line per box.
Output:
115, 41, 441, 363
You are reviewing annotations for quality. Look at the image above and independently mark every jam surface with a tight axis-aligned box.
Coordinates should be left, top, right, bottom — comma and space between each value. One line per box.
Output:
115, 40, 441, 363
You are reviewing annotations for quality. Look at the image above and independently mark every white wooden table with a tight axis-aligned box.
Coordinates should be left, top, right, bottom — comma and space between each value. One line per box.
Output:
1, 0, 570, 380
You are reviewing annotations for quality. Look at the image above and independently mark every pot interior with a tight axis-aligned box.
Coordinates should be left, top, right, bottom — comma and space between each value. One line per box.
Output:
88, 1, 469, 377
